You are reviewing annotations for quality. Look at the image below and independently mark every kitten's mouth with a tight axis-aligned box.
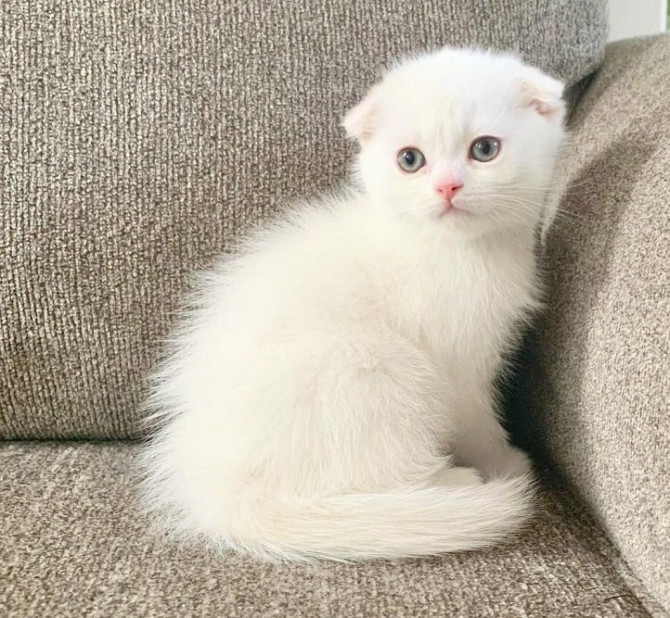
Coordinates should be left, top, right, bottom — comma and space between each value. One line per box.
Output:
439, 201, 468, 217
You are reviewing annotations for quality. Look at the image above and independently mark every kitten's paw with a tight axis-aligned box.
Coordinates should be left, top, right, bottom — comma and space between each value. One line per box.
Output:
429, 465, 483, 488
491, 446, 533, 480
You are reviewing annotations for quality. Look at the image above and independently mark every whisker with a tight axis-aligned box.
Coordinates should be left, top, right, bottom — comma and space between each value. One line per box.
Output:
466, 192, 583, 220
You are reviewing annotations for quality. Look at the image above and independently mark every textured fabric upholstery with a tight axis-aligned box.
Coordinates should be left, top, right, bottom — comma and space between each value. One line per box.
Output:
0, 442, 654, 617
0, 0, 607, 439
5, 3, 670, 616
529, 35, 670, 614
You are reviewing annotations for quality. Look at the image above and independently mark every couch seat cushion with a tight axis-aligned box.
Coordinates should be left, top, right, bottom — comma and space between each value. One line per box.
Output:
0, 442, 653, 617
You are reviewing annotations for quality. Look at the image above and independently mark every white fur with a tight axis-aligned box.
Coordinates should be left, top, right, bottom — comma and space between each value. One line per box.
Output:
140, 47, 566, 561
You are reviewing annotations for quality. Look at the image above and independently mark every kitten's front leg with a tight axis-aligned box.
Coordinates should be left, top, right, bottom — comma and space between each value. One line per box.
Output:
453, 399, 532, 480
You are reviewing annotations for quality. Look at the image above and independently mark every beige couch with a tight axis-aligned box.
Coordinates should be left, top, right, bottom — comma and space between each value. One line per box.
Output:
2, 1, 668, 615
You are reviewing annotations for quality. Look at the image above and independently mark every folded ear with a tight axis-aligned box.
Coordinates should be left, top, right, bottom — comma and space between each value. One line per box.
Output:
518, 67, 565, 122
342, 85, 382, 144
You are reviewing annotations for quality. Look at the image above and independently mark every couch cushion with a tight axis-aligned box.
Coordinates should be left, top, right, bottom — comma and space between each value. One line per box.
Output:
0, 1, 608, 439
529, 35, 670, 614
0, 442, 654, 617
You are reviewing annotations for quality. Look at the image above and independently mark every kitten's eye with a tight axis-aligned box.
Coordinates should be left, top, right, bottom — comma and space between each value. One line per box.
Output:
469, 137, 501, 162
397, 148, 426, 173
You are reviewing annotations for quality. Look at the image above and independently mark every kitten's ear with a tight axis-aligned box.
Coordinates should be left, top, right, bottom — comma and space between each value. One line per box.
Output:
342, 85, 381, 144
518, 68, 566, 122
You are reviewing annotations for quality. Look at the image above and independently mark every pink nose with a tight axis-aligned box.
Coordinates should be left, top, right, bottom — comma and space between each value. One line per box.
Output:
435, 181, 463, 200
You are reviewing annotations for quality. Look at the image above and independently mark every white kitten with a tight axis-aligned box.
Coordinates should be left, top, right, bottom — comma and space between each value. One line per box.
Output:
141, 47, 566, 561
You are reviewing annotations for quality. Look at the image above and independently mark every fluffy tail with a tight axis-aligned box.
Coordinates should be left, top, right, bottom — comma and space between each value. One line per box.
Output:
225, 476, 534, 561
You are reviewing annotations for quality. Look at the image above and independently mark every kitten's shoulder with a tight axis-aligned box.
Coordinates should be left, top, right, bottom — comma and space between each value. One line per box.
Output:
287, 186, 370, 229
215, 187, 373, 283
245, 187, 371, 250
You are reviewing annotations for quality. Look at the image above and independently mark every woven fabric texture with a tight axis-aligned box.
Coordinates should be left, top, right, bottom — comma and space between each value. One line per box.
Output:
529, 35, 670, 614
1, 0, 607, 439
0, 442, 654, 617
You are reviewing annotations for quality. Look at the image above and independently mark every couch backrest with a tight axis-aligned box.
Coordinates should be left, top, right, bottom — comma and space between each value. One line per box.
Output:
528, 35, 670, 613
1, 0, 608, 439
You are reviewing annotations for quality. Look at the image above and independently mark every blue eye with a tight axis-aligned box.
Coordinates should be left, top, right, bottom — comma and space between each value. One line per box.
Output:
470, 137, 501, 162
397, 148, 426, 173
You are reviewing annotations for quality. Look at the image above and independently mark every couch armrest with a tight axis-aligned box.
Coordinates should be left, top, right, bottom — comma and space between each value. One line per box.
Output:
533, 35, 670, 613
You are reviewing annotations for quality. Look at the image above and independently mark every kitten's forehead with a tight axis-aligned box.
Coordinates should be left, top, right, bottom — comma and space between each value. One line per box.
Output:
386, 48, 525, 99
378, 50, 524, 137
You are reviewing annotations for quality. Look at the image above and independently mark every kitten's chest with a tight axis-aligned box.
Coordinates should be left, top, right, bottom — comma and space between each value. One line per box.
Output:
388, 243, 538, 368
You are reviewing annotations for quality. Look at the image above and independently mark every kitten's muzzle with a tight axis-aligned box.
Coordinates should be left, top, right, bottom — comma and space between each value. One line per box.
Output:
435, 181, 465, 215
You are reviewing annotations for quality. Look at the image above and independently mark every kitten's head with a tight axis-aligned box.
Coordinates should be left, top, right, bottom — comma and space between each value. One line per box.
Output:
344, 48, 566, 238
